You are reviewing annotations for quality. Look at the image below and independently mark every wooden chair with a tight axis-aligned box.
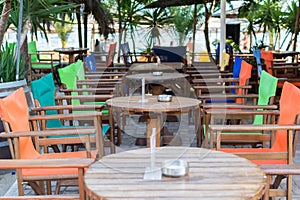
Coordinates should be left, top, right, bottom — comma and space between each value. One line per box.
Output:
28, 41, 60, 82
194, 59, 253, 104
87, 42, 128, 73
253, 49, 263, 77
0, 158, 94, 199
0, 88, 103, 195
84, 53, 126, 78
58, 61, 116, 96
208, 81, 300, 200
261, 49, 300, 87
120, 42, 152, 67
219, 52, 230, 71
30, 73, 115, 154
201, 70, 278, 147
57, 63, 119, 150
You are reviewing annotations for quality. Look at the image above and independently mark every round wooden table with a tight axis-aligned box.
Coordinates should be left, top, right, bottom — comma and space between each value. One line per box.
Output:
106, 96, 200, 147
53, 47, 89, 64
85, 147, 267, 200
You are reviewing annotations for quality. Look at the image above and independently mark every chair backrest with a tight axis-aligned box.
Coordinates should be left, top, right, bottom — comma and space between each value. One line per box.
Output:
85, 53, 96, 72
153, 46, 186, 62
30, 73, 63, 128
236, 60, 252, 104
120, 42, 131, 65
232, 56, 242, 78
253, 49, 262, 77
199, 51, 212, 62
106, 42, 117, 68
261, 49, 273, 75
0, 87, 40, 159
220, 52, 230, 71
28, 41, 38, 62
272, 81, 300, 152
252, 70, 278, 125
58, 60, 85, 105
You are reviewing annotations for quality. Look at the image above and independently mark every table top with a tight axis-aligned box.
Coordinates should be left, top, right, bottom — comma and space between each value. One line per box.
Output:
53, 47, 89, 54
84, 147, 267, 200
129, 63, 182, 72
106, 96, 200, 113
125, 72, 188, 82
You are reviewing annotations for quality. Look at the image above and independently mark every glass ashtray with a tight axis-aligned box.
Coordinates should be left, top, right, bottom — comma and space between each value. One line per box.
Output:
157, 95, 172, 102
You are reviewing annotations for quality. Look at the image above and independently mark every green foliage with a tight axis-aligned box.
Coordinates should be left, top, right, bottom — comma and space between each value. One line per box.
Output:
0, 42, 25, 82
7, 0, 78, 42
169, 5, 203, 46
54, 18, 73, 48
139, 7, 173, 47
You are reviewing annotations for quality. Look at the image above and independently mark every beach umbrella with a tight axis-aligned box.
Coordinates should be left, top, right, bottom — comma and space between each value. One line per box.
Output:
145, 0, 226, 66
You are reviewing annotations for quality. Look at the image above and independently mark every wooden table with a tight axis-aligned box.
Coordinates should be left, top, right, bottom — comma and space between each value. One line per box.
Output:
54, 47, 89, 64
106, 96, 200, 147
84, 147, 267, 200
125, 72, 190, 96
129, 63, 182, 73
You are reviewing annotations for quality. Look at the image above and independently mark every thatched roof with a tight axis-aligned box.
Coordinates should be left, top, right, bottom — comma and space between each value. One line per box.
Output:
145, 0, 211, 8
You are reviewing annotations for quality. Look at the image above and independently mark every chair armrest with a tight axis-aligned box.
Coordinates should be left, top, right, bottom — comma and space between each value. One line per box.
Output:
259, 164, 300, 175
209, 124, 299, 151
209, 124, 300, 132
193, 78, 239, 84
31, 105, 104, 112
0, 128, 96, 138
194, 85, 252, 90
204, 109, 279, 116
54, 94, 113, 102
77, 78, 122, 83
201, 104, 277, 110
0, 158, 94, 169
199, 94, 258, 101
59, 87, 115, 94
29, 112, 102, 121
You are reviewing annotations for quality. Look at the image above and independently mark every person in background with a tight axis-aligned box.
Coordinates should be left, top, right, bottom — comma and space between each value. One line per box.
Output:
186, 37, 193, 64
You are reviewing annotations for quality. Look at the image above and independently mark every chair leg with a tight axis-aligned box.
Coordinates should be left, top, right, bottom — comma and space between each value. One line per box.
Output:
272, 175, 285, 189
263, 175, 272, 200
55, 180, 61, 194
28, 181, 45, 195
287, 175, 293, 200
46, 180, 52, 195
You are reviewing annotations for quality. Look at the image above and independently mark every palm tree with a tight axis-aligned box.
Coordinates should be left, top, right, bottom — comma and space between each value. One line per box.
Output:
139, 7, 173, 47
238, 1, 261, 50
0, 0, 12, 46
169, 6, 197, 46
68, 0, 114, 48
282, 0, 300, 50
104, 0, 149, 61
202, 0, 216, 54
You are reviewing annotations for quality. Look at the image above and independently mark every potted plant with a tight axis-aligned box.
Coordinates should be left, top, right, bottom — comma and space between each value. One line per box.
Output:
0, 42, 26, 82
0, 42, 28, 159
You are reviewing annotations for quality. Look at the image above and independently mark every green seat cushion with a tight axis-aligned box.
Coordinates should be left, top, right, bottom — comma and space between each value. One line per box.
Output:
31, 63, 53, 69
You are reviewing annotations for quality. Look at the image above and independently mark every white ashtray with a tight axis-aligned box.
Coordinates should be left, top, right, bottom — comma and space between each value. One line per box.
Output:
152, 71, 163, 76
157, 95, 172, 102
161, 159, 189, 177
